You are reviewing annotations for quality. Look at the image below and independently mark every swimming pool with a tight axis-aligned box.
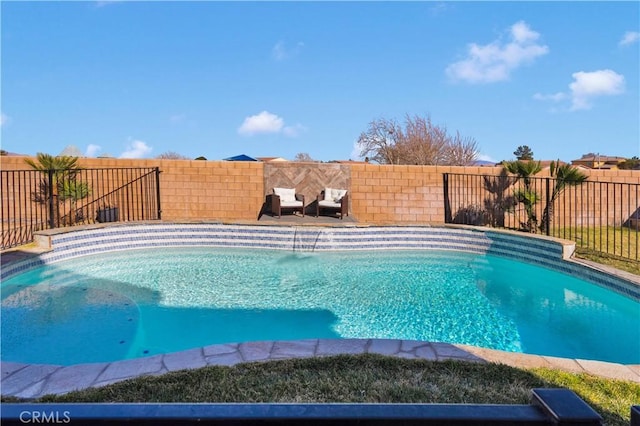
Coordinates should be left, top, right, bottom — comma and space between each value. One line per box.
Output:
2, 245, 638, 365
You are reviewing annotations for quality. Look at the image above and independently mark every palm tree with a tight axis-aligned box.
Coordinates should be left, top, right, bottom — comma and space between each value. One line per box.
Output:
540, 161, 588, 233
24, 152, 81, 172
25, 153, 91, 225
503, 160, 542, 189
503, 160, 542, 232
25, 153, 81, 200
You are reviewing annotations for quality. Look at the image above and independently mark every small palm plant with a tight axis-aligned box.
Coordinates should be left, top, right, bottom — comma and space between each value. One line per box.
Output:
540, 160, 588, 232
503, 160, 542, 232
25, 153, 91, 225
25, 153, 81, 200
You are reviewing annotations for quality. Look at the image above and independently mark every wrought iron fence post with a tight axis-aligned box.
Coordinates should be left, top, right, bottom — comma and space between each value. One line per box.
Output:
443, 173, 451, 223
47, 169, 56, 229
544, 177, 550, 236
155, 167, 162, 220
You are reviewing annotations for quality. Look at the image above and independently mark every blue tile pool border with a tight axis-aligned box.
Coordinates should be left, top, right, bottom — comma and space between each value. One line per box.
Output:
1, 222, 638, 302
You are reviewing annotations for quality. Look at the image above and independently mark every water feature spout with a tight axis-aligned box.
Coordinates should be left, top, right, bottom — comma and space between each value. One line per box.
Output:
292, 227, 324, 252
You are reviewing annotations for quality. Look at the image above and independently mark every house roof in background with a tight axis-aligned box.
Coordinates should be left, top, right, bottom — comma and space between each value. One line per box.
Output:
571, 155, 626, 162
256, 157, 288, 162
223, 154, 257, 161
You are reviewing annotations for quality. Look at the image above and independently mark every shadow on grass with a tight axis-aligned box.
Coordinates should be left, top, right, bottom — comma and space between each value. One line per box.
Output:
5, 354, 634, 426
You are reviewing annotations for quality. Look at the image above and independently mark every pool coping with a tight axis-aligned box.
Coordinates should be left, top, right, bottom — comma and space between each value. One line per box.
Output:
2, 221, 639, 398
2, 338, 639, 399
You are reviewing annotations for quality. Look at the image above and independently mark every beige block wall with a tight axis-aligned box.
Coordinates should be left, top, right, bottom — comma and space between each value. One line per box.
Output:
153, 159, 264, 221
349, 164, 503, 223
2, 156, 638, 225
1, 156, 264, 222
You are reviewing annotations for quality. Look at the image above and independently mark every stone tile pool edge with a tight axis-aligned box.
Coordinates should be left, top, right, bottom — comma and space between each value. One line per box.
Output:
2, 338, 639, 399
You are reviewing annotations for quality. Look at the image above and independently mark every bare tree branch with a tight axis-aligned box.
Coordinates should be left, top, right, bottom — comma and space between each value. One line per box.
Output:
356, 118, 403, 164
443, 132, 479, 166
293, 152, 315, 162
357, 114, 479, 166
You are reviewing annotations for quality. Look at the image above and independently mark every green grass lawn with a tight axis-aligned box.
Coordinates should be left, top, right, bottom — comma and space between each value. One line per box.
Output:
552, 226, 639, 275
575, 248, 640, 275
4, 355, 638, 426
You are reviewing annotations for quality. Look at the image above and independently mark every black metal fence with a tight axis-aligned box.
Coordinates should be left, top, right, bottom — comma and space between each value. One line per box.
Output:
1, 167, 161, 250
444, 173, 639, 262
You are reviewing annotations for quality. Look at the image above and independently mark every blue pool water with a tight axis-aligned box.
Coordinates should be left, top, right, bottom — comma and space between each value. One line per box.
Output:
1, 247, 638, 365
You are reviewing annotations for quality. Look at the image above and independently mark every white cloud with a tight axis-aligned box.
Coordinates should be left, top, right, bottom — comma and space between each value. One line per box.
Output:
282, 124, 307, 138
619, 31, 640, 46
85, 144, 102, 157
238, 111, 284, 136
446, 21, 549, 84
534, 69, 625, 111
0, 113, 10, 127
272, 41, 304, 61
477, 153, 497, 163
119, 139, 152, 158
569, 70, 625, 110
350, 140, 364, 161
532, 92, 567, 102
272, 42, 287, 61
169, 113, 186, 124
237, 111, 306, 139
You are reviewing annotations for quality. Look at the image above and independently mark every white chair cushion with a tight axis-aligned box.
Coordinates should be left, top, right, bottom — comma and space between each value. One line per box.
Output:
280, 200, 303, 208
318, 200, 341, 208
274, 187, 296, 203
324, 188, 347, 203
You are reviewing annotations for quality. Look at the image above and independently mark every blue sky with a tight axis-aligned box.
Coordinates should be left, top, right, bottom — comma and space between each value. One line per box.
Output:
1, 1, 639, 163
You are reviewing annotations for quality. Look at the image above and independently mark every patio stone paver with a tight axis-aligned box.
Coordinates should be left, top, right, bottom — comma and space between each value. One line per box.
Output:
316, 338, 368, 355
2, 339, 638, 399
239, 341, 275, 362
414, 345, 438, 361
205, 351, 244, 366
97, 355, 164, 383
432, 343, 482, 361
542, 356, 586, 374
271, 339, 318, 359
575, 359, 640, 382
203, 343, 239, 357
627, 364, 640, 376
367, 339, 401, 356
1, 361, 29, 379
460, 346, 551, 369
14, 380, 48, 399
163, 348, 207, 372
1, 364, 61, 395
39, 363, 108, 396
400, 340, 428, 352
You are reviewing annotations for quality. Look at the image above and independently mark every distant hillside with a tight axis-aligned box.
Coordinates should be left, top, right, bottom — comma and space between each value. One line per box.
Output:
0, 150, 25, 156
473, 160, 496, 166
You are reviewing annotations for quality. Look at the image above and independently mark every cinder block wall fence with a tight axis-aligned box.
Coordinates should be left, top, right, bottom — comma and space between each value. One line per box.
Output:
1, 156, 638, 224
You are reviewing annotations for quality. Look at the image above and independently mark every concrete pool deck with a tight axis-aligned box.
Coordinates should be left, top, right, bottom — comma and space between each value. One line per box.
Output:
2, 338, 639, 399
